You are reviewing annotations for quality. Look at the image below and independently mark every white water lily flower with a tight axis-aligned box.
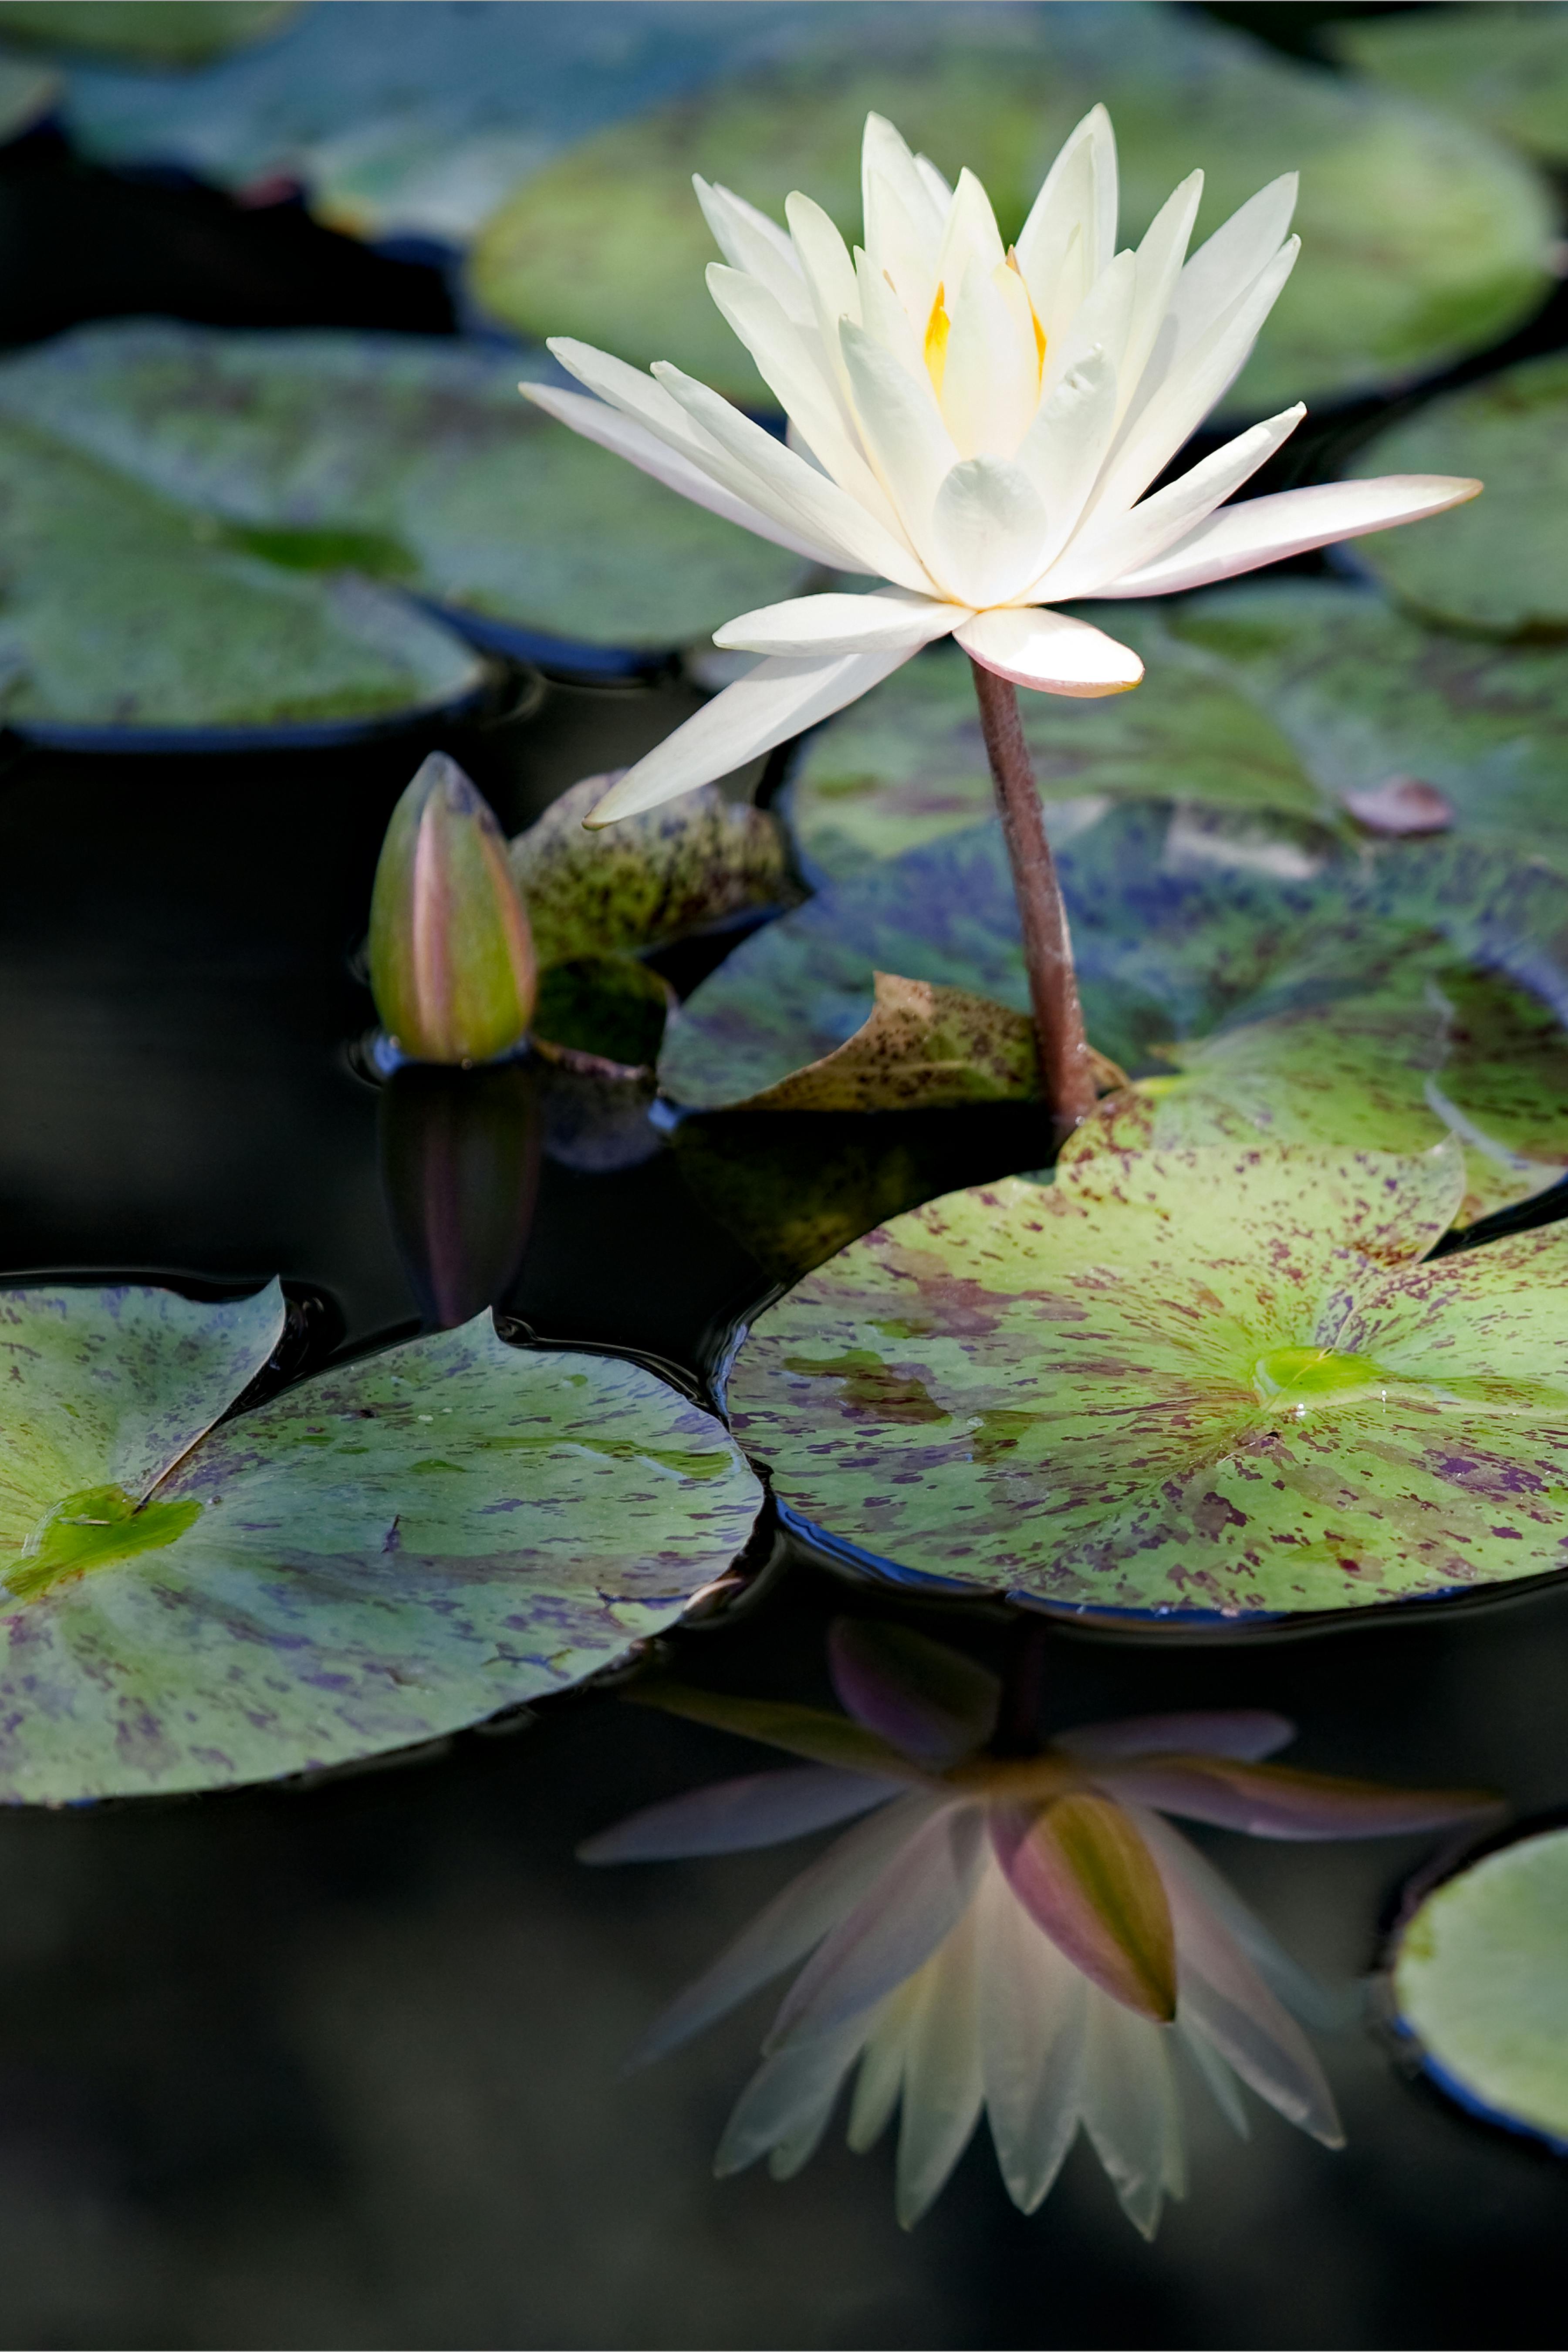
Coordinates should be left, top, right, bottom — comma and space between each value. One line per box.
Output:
523, 108, 1480, 827
584, 1622, 1496, 2237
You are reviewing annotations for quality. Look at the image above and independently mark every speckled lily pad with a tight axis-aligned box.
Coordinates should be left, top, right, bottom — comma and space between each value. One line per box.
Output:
470, 0, 1553, 417
726, 1136, 1568, 1624
787, 586, 1568, 881
1391, 1824, 1568, 2151
0, 1283, 761, 1802
0, 322, 805, 666
1348, 356, 1568, 639
0, 408, 482, 744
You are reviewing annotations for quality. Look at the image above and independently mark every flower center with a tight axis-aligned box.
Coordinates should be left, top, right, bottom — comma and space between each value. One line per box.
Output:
1252, 1345, 1391, 1413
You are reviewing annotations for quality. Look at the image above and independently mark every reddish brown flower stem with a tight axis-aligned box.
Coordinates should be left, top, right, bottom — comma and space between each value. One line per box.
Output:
968, 656, 1098, 1130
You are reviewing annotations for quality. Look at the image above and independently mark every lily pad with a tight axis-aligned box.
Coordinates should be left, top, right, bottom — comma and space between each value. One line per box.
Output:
470, 0, 1553, 418
1348, 356, 1568, 639
0, 51, 57, 142
0, 3, 295, 64
1391, 1825, 1568, 2151
788, 585, 1568, 881
532, 955, 674, 1076
659, 803, 1568, 1232
726, 1135, 1568, 1624
510, 774, 793, 968
1332, 7, 1568, 170
0, 322, 805, 667
0, 1283, 761, 1803
0, 409, 483, 745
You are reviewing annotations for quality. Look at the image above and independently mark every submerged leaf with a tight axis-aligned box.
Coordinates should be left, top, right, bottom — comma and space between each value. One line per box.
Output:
0, 1, 296, 62
1392, 1825, 1568, 2150
510, 774, 791, 968
1349, 354, 1568, 639
0, 1288, 761, 1801
1332, 5, 1568, 168
726, 1136, 1568, 1622
470, 0, 1552, 416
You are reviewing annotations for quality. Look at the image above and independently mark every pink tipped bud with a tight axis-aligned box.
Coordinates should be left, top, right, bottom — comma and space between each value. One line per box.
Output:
369, 752, 537, 1066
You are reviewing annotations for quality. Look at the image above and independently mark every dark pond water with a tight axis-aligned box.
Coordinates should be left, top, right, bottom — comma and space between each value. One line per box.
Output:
0, 14, 1565, 2348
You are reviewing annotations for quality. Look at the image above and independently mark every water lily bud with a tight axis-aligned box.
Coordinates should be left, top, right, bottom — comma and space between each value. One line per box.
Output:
369, 751, 537, 1064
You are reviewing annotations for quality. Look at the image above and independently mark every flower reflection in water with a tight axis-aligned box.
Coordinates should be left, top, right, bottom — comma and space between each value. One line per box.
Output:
584, 1622, 1497, 2236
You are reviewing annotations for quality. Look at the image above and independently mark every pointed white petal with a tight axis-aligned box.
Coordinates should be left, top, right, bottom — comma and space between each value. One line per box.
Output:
786, 189, 862, 352
1118, 170, 1204, 429
895, 1903, 985, 2227
854, 247, 929, 379
767, 1805, 985, 2049
1124, 1810, 1348, 2033
914, 152, 953, 216
693, 175, 812, 324
977, 1859, 1087, 2213
1058, 1712, 1294, 1764
939, 258, 1039, 460
654, 359, 930, 588
715, 2020, 866, 2177
1040, 247, 1136, 409
863, 170, 940, 334
935, 166, 1007, 294
714, 588, 963, 657
1137, 1811, 1343, 2148
1079, 1988, 1182, 2241
1096, 474, 1483, 599
578, 1767, 898, 1863
1014, 351, 1120, 568
929, 457, 1048, 606
629, 1792, 941, 2066
1040, 402, 1305, 601
1171, 173, 1299, 366
848, 1978, 922, 2152
705, 263, 899, 525
955, 606, 1142, 697
520, 382, 838, 567
862, 112, 946, 250
1088, 235, 1300, 522
588, 647, 916, 825
1017, 104, 1118, 324
838, 319, 955, 554
1178, 2015, 1251, 2138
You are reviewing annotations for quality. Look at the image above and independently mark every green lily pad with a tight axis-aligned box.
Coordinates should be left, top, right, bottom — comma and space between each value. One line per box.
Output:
532, 954, 674, 1075
0, 321, 805, 665
0, 1283, 762, 1803
1332, 6, 1568, 170
788, 585, 1568, 881
0, 2, 295, 64
510, 774, 793, 968
1391, 1825, 1568, 2151
0, 51, 57, 141
1348, 355, 1568, 640
0, 408, 483, 743
470, 0, 1553, 418
659, 804, 1568, 1230
726, 1134, 1568, 1623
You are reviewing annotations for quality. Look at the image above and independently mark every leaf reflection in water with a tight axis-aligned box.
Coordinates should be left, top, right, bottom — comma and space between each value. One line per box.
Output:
584, 1621, 1497, 2237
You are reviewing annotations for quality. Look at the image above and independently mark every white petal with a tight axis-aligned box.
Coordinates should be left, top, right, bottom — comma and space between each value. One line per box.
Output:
1014, 351, 1120, 568
1124, 1810, 1348, 2034
955, 606, 1142, 697
913, 152, 953, 216
629, 1791, 940, 2066
1178, 2015, 1251, 2138
939, 258, 1039, 461
714, 588, 964, 657
862, 114, 944, 328
520, 381, 838, 568
1039, 247, 1136, 409
934, 166, 1006, 294
977, 1858, 1087, 2214
1089, 235, 1300, 523
838, 319, 954, 556
705, 263, 899, 527
854, 247, 929, 379
715, 2020, 866, 2177
1138, 1810, 1343, 2148
785, 189, 862, 364
578, 1767, 898, 1863
654, 359, 930, 589
588, 647, 916, 825
1079, 1989, 1183, 2242
848, 1977, 923, 2152
1096, 473, 1483, 599
1118, 171, 1204, 430
929, 457, 1048, 607
1016, 104, 1118, 326
693, 175, 813, 325
862, 112, 946, 251
1040, 402, 1304, 601
767, 1804, 985, 2050
895, 1903, 985, 2227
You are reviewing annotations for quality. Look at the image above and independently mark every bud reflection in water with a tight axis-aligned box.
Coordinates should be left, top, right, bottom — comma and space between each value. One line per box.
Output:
584, 1621, 1497, 2237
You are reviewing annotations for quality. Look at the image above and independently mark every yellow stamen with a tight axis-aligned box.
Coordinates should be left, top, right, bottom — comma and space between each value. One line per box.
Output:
1007, 246, 1047, 375
923, 280, 950, 393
